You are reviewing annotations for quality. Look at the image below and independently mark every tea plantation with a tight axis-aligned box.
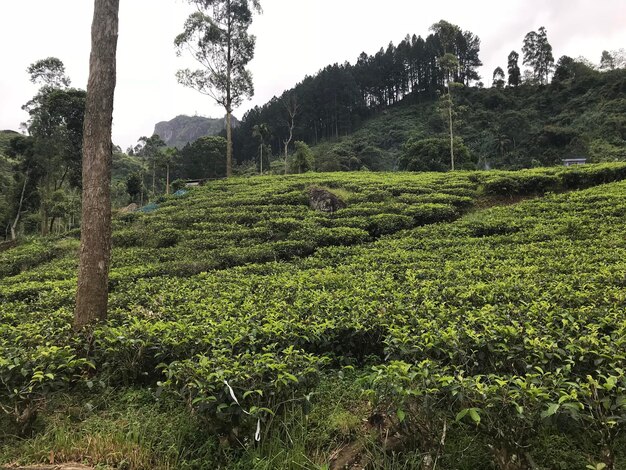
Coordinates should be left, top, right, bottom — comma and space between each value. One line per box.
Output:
2, 164, 626, 469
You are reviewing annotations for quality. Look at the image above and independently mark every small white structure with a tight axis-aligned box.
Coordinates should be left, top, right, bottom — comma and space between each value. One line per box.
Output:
562, 158, 587, 167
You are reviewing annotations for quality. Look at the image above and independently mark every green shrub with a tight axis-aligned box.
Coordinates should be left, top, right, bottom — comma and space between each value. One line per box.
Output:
152, 228, 180, 248
112, 228, 142, 248
403, 203, 458, 225
482, 176, 522, 196
368, 214, 413, 236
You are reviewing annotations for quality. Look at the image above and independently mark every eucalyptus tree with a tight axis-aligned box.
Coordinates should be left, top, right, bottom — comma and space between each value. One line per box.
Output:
492, 67, 505, 88
5, 136, 37, 240
22, 58, 85, 235
160, 147, 179, 195
251, 123, 270, 173
522, 27, 554, 84
27, 57, 72, 88
600, 51, 615, 70
282, 93, 298, 174
74, 0, 120, 329
438, 53, 463, 171
134, 135, 166, 197
507, 51, 521, 87
175, 0, 262, 177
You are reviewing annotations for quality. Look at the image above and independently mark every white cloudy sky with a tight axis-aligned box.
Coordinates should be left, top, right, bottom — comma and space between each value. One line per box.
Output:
0, 0, 624, 149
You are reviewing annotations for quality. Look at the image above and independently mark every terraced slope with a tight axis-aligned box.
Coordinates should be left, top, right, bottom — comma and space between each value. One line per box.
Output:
2, 164, 626, 469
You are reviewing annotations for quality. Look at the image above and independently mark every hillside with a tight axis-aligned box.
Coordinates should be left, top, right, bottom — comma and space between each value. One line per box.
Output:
0, 130, 19, 156
2, 164, 626, 468
310, 67, 626, 171
153, 114, 239, 148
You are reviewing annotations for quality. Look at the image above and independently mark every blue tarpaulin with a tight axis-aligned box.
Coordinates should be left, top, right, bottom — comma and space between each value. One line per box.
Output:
139, 202, 159, 213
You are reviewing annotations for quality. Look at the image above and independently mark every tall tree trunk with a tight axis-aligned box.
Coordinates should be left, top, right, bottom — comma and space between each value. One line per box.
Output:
449, 103, 454, 171
226, 110, 233, 177
40, 184, 49, 237
74, 0, 120, 330
225, 2, 233, 178
283, 144, 288, 174
166, 163, 170, 195
282, 95, 298, 175
448, 89, 455, 171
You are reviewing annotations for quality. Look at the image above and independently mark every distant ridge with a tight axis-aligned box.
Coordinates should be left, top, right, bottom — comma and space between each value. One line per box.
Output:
153, 114, 239, 149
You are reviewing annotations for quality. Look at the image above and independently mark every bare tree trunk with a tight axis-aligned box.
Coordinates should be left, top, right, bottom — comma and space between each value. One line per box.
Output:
225, 2, 233, 178
166, 164, 170, 195
449, 103, 454, 171
226, 109, 233, 177
140, 172, 144, 206
11, 173, 28, 241
283, 123, 293, 159
448, 88, 455, 171
40, 189, 48, 237
74, 0, 120, 330
283, 95, 298, 175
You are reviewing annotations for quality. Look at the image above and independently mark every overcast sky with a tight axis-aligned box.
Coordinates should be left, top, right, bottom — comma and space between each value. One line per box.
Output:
1, 0, 624, 149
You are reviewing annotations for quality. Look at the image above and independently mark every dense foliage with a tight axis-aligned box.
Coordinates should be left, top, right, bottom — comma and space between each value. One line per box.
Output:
233, 20, 482, 161
2, 164, 626, 468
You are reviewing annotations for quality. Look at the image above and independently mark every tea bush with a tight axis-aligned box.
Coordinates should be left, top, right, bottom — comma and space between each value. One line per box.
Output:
3, 165, 626, 467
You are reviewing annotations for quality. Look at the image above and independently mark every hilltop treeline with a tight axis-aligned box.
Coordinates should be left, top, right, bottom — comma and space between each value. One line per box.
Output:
313, 65, 626, 171
234, 20, 481, 158
233, 22, 625, 172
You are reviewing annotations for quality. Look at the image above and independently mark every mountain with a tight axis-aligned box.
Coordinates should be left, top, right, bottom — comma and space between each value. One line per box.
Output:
153, 114, 240, 149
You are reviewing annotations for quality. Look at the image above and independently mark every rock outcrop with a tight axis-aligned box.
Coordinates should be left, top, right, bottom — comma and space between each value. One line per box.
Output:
153, 115, 239, 149
308, 187, 347, 213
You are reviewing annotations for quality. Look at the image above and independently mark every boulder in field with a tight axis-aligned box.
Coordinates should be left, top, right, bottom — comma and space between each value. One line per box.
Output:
308, 187, 347, 213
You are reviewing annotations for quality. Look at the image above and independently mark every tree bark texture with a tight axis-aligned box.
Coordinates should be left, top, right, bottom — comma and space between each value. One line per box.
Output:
74, 0, 120, 329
